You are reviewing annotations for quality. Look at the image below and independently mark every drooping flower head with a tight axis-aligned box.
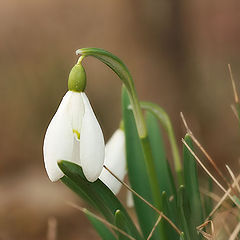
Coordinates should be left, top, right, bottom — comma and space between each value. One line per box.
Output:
43, 60, 105, 182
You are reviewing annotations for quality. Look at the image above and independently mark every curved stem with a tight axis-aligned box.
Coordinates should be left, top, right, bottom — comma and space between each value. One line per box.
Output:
76, 48, 147, 138
76, 48, 163, 212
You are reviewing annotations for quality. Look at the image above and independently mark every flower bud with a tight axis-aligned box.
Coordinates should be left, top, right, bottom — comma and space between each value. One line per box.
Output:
68, 63, 86, 92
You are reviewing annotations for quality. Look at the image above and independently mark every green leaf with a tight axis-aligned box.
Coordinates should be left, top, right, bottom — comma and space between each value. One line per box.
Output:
161, 192, 178, 240
141, 101, 183, 186
85, 211, 116, 240
177, 186, 191, 240
180, 232, 185, 240
61, 176, 113, 221
203, 176, 213, 218
146, 111, 177, 210
122, 88, 162, 239
58, 160, 142, 240
115, 210, 132, 240
183, 134, 203, 239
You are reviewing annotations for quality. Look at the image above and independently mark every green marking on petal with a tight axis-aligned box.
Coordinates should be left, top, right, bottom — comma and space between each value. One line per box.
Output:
73, 129, 80, 139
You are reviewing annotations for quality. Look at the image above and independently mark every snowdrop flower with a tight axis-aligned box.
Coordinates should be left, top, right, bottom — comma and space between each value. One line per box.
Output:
99, 128, 126, 195
43, 62, 105, 182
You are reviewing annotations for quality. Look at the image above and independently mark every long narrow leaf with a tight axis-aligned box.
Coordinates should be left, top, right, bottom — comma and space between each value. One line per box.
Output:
58, 160, 142, 240
183, 134, 203, 239
146, 111, 177, 210
203, 176, 213, 218
122, 88, 161, 239
85, 211, 116, 240
141, 101, 183, 185
61, 176, 113, 222
177, 186, 191, 240
161, 191, 178, 240
115, 210, 132, 240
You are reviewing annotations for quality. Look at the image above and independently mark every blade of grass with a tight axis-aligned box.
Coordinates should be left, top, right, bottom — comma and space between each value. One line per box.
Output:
85, 211, 116, 240
141, 101, 183, 185
180, 112, 236, 195
104, 165, 182, 236
115, 210, 133, 240
146, 216, 162, 240
68, 202, 135, 240
59, 161, 142, 239
146, 111, 177, 197
183, 134, 203, 239
122, 88, 163, 239
182, 139, 240, 208
146, 110, 177, 222
177, 186, 191, 240
61, 175, 113, 221
161, 191, 178, 239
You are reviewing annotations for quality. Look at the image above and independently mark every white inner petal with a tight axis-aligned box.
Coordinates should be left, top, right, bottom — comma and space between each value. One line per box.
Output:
72, 133, 81, 165
68, 91, 85, 134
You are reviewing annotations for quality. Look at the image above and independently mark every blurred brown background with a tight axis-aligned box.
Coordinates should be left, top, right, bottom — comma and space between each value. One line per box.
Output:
1, 0, 240, 239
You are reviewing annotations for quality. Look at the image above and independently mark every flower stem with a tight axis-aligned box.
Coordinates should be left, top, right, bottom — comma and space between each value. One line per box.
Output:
141, 101, 184, 185
140, 135, 166, 238
76, 47, 163, 211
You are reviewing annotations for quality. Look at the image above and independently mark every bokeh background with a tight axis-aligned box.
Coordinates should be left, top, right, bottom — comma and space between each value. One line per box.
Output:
1, 0, 240, 239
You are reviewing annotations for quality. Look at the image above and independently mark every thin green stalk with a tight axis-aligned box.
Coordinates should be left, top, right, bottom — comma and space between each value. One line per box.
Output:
140, 135, 166, 238
140, 136, 163, 210
168, 124, 184, 185
141, 101, 184, 185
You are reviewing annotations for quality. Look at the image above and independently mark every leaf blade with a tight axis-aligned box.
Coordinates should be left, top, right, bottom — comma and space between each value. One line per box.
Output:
85, 211, 116, 240
183, 134, 203, 239
122, 88, 161, 239
58, 160, 142, 240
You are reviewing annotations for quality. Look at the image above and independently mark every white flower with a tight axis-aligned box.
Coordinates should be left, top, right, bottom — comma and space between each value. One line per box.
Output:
99, 129, 126, 194
43, 91, 105, 182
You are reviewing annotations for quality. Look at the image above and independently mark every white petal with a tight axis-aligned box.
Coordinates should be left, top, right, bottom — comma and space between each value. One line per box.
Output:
43, 93, 74, 182
99, 129, 126, 194
80, 93, 105, 182
71, 134, 81, 165
67, 91, 85, 133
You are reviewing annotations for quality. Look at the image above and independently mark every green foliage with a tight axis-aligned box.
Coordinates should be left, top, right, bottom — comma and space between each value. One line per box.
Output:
58, 160, 142, 240
146, 111, 178, 239
177, 186, 191, 240
141, 101, 183, 185
122, 88, 161, 239
52, 48, 240, 240
115, 210, 132, 240
183, 134, 203, 239
85, 211, 116, 240
203, 177, 213, 219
